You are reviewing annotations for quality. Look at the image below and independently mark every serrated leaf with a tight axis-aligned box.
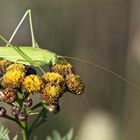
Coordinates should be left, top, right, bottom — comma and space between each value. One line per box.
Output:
52, 130, 61, 140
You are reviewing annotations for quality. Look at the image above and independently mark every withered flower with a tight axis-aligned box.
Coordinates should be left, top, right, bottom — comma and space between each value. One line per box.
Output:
18, 112, 27, 121
44, 103, 60, 114
41, 94, 57, 105
51, 60, 74, 76
11, 106, 20, 116
0, 107, 6, 117
23, 97, 33, 107
3, 88, 17, 103
0, 59, 12, 74
66, 74, 85, 95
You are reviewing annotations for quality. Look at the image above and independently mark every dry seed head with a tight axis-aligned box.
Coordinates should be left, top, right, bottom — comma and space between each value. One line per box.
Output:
3, 88, 17, 103
23, 97, 33, 107
51, 60, 74, 76
41, 94, 57, 105
66, 74, 85, 95
42, 84, 62, 99
42, 72, 65, 89
11, 106, 20, 116
1, 70, 25, 88
0, 59, 12, 74
45, 103, 60, 114
18, 112, 27, 121
0, 107, 6, 117
23, 75, 44, 93
6, 63, 26, 72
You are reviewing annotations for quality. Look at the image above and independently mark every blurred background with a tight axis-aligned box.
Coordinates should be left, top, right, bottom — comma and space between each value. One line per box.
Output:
0, 0, 140, 140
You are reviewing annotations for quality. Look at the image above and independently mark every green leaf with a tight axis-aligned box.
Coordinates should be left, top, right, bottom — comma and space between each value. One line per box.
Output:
52, 130, 61, 140
13, 135, 18, 140
0, 126, 9, 140
46, 136, 52, 140
0, 125, 18, 140
62, 128, 74, 140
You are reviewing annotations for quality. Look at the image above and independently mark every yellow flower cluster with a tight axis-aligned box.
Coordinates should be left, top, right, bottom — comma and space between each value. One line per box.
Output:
0, 58, 85, 114
51, 59, 85, 95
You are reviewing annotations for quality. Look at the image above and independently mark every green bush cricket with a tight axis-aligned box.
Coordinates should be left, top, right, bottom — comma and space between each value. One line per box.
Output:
0, 10, 58, 73
0, 9, 140, 92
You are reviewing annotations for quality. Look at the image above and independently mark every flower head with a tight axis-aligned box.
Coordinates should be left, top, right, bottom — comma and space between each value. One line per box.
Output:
6, 63, 26, 72
11, 106, 20, 116
23, 97, 33, 107
1, 70, 25, 88
66, 74, 85, 95
0, 107, 6, 117
0, 59, 12, 74
42, 84, 62, 99
42, 72, 65, 90
18, 112, 27, 121
51, 60, 74, 76
22, 75, 44, 93
41, 94, 57, 105
3, 88, 17, 103
44, 103, 60, 114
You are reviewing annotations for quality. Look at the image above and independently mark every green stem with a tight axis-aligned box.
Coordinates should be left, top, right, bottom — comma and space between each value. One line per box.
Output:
27, 102, 42, 115
22, 120, 29, 140
29, 108, 45, 135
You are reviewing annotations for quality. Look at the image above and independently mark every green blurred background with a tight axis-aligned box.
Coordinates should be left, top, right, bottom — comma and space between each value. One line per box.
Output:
0, 0, 140, 140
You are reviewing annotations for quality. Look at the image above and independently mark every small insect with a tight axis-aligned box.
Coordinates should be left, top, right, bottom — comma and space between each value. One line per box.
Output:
0, 9, 140, 92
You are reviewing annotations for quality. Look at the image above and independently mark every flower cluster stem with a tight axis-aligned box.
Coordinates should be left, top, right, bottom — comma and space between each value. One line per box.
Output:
22, 120, 29, 140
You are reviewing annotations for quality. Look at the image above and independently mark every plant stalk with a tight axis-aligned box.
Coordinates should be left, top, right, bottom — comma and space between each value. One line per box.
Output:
22, 120, 29, 140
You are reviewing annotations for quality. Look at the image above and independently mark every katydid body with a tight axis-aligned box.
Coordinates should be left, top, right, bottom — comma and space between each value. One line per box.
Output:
0, 9, 139, 92
0, 46, 58, 66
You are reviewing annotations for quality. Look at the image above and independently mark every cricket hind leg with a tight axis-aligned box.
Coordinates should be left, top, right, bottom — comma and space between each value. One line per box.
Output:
7, 9, 39, 48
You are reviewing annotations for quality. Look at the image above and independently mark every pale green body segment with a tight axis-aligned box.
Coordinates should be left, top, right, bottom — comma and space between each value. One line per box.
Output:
0, 46, 58, 66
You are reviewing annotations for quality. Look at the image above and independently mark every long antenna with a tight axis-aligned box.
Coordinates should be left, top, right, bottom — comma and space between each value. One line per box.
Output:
59, 55, 140, 91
